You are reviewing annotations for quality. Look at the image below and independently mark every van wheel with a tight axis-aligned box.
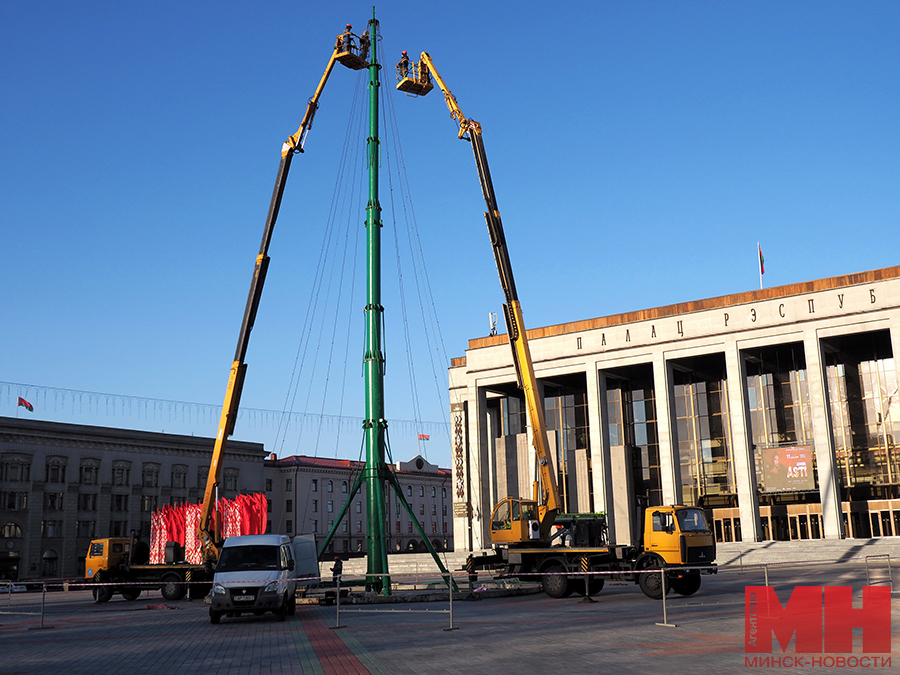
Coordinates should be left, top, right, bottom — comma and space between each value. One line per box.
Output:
209, 609, 222, 625
287, 594, 296, 616
275, 595, 288, 622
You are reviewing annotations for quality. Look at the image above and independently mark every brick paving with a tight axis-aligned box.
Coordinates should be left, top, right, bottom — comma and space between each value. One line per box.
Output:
1, 562, 898, 675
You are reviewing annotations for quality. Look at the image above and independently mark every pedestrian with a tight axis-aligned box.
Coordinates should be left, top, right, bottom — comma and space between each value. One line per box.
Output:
330, 555, 343, 585
358, 29, 370, 62
396, 50, 410, 79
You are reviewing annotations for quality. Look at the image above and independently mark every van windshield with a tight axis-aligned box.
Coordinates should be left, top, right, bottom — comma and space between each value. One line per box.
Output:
216, 545, 281, 572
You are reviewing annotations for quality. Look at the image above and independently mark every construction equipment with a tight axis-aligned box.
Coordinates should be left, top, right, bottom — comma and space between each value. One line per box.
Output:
400, 53, 716, 599
84, 27, 368, 603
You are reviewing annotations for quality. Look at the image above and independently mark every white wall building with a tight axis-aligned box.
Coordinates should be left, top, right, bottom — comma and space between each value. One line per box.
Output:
450, 265, 900, 551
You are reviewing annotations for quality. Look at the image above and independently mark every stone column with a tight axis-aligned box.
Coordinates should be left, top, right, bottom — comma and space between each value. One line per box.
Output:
586, 367, 611, 518
724, 342, 761, 541
652, 353, 681, 504
802, 331, 843, 539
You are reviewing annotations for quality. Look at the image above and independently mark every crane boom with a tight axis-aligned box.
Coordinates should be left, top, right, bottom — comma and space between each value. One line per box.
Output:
198, 34, 365, 562
403, 53, 560, 541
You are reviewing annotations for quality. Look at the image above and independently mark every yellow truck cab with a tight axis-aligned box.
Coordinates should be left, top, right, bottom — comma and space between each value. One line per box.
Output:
84, 538, 132, 581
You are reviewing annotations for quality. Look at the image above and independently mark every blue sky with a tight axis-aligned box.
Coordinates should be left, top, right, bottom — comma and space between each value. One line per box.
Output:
3, 2, 899, 468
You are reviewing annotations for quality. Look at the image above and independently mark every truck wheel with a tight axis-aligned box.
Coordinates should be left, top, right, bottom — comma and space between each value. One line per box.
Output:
92, 585, 113, 604
161, 575, 186, 601
209, 609, 222, 625
541, 565, 573, 599
671, 572, 701, 596
637, 557, 670, 600
120, 588, 141, 601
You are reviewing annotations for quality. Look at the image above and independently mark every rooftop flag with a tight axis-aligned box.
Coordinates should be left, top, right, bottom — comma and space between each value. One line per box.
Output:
17, 397, 33, 412
758, 244, 765, 275
418, 434, 430, 440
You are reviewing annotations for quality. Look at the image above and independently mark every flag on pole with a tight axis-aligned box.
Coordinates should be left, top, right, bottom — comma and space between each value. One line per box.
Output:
17, 397, 33, 412
758, 244, 765, 275
417, 434, 430, 441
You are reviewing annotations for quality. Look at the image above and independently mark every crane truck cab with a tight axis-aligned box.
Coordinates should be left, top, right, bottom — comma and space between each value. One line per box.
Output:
209, 534, 318, 625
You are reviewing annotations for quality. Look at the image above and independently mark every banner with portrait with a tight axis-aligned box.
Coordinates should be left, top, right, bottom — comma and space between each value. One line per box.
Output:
762, 446, 815, 492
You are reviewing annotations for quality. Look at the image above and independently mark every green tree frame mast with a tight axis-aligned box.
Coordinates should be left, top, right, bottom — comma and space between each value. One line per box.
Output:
317, 12, 455, 595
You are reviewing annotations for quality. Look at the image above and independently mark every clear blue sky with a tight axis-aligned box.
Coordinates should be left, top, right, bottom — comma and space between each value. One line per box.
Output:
3, 2, 899, 468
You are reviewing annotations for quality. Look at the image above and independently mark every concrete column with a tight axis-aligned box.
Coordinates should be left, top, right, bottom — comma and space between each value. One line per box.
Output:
802, 331, 844, 539
724, 342, 761, 542
652, 353, 681, 504
469, 385, 490, 550
587, 367, 611, 519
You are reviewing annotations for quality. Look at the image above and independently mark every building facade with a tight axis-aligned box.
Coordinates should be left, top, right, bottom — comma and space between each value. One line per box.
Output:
449, 266, 900, 551
264, 454, 454, 555
0, 417, 266, 581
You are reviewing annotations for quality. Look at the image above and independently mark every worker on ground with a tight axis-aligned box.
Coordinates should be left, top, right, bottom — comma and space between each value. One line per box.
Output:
396, 50, 410, 80
330, 555, 343, 585
359, 29, 370, 62
340, 24, 353, 53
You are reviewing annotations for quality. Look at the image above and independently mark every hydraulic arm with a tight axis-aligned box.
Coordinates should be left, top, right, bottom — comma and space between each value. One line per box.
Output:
198, 31, 367, 563
399, 53, 560, 541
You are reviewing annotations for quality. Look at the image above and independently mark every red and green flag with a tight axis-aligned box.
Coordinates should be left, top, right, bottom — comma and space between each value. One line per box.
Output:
758, 244, 765, 275
417, 434, 430, 441
17, 397, 33, 412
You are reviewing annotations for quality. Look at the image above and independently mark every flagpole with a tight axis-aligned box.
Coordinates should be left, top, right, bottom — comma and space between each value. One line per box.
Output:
758, 242, 763, 290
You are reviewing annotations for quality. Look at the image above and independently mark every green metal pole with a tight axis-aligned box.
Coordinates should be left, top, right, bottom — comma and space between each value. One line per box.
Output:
362, 13, 390, 595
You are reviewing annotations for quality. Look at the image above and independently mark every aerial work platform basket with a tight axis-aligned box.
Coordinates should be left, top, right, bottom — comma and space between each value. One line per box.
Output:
335, 31, 369, 70
396, 62, 434, 96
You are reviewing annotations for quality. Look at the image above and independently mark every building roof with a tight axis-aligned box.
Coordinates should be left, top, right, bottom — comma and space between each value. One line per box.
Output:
453, 264, 900, 365
265, 454, 450, 476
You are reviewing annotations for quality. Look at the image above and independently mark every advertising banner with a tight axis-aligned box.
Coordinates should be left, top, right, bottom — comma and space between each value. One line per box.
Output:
762, 446, 815, 492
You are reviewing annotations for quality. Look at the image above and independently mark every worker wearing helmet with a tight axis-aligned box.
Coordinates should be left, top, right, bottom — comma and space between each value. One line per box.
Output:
396, 50, 410, 80
359, 28, 370, 62
340, 24, 353, 53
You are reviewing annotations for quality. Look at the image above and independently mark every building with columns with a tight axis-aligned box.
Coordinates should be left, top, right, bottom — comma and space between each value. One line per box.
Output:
449, 266, 900, 551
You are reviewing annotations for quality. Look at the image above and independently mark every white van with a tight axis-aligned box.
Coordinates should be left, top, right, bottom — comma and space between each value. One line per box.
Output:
209, 534, 318, 625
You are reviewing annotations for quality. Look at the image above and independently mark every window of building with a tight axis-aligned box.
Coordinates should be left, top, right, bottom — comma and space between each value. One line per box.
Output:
1, 522, 23, 538
443, 521, 447, 533
286, 499, 293, 513
112, 494, 129, 511
113, 461, 131, 486
432, 522, 437, 533
265, 478, 272, 491
76, 520, 95, 538
141, 495, 157, 512
286, 520, 292, 533
443, 504, 447, 516
197, 466, 208, 489
327, 480, 333, 493
312, 499, 318, 512
341, 521, 348, 533
42, 520, 63, 538
442, 487, 446, 498
355, 501, 361, 513
171, 465, 187, 489
406, 485, 412, 497
419, 486, 424, 497
396, 502, 401, 515
267, 498, 272, 513
312, 520, 318, 533
431, 487, 436, 498
44, 492, 65, 511
431, 504, 436, 515
327, 500, 334, 513
0, 455, 31, 483
419, 504, 425, 516
266, 522, 272, 534
45, 457, 66, 484
407, 522, 413, 533
78, 493, 97, 511
1, 491, 27, 511
395, 521, 401, 533
79, 459, 100, 485
356, 521, 362, 533
170, 496, 185, 506
142, 464, 160, 488
224, 469, 239, 492
311, 479, 318, 492
286, 478, 293, 491
341, 481, 348, 493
